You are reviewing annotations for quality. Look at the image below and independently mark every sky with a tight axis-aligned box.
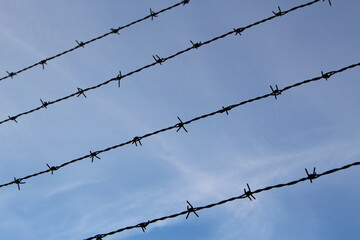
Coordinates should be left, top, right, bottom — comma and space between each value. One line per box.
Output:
0, 0, 359, 239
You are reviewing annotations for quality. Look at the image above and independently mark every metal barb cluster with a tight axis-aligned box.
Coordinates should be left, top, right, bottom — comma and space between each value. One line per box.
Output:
138, 221, 150, 232
0, 0, 328, 126
0, 0, 189, 82
0, 63, 359, 191
186, 201, 199, 219
116, 71, 123, 87
40, 99, 49, 109
190, 40, 202, 49
13, 177, 25, 191
176, 116, 188, 132
76, 40, 85, 48
270, 85, 282, 99
272, 6, 283, 16
83, 161, 360, 240
39, 60, 47, 69
244, 183, 256, 201
305, 167, 318, 183
95, 234, 104, 240
150, 8, 158, 20
6, 71, 16, 79
8, 116, 18, 123
221, 106, 232, 115
89, 151, 101, 163
132, 136, 143, 147
183, 0, 190, 5
321, 70, 334, 80
77, 88, 87, 98
46, 164, 59, 175
110, 28, 120, 35
233, 28, 245, 36
152, 55, 164, 65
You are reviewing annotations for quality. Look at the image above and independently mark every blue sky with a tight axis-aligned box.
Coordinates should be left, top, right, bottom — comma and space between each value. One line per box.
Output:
0, 0, 359, 239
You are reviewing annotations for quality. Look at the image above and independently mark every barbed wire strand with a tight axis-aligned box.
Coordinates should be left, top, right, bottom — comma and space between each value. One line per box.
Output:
0, 0, 191, 83
1, 62, 358, 191
1, 0, 329, 126
83, 159, 359, 239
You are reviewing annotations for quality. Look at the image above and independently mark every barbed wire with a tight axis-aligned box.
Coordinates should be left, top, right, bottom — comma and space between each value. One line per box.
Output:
1, 62, 358, 191
1, 0, 329, 126
83, 159, 359, 239
0, 0, 190, 83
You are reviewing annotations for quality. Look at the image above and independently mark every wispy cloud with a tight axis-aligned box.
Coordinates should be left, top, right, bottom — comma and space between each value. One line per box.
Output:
44, 180, 99, 199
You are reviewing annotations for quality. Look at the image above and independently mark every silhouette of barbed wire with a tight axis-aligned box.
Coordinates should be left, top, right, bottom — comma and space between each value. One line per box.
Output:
1, 62, 358, 190
0, 0, 190, 83
83, 160, 360, 239
1, 0, 329, 126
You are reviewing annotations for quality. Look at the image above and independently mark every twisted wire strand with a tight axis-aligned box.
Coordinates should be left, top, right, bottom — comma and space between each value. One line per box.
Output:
1, 62, 358, 190
1, 0, 326, 126
84, 160, 360, 239
0, 0, 190, 82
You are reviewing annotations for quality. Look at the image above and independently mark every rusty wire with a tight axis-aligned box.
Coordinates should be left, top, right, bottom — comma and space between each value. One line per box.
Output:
1, 0, 329, 126
0, 0, 190, 83
1, 62, 358, 191
83, 160, 359, 239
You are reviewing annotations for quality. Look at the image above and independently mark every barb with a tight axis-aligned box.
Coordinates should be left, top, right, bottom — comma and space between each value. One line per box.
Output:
6, 71, 16, 79
8, 115, 18, 123
221, 106, 231, 115
190, 40, 202, 49
83, 160, 360, 239
321, 70, 333, 80
186, 200, 199, 219
0, 0, 190, 83
77, 88, 87, 98
39, 60, 47, 69
176, 116, 188, 133
152, 55, 164, 65
89, 151, 101, 163
270, 84, 282, 99
137, 221, 150, 232
40, 99, 49, 109
233, 28, 245, 36
244, 183, 256, 201
150, 8, 158, 20
0, 62, 358, 190
13, 177, 25, 191
76, 40, 85, 48
116, 71, 123, 88
305, 167, 317, 183
94, 234, 104, 240
272, 6, 283, 17
0, 0, 327, 126
183, 0, 190, 6
46, 164, 59, 175
132, 136, 143, 147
